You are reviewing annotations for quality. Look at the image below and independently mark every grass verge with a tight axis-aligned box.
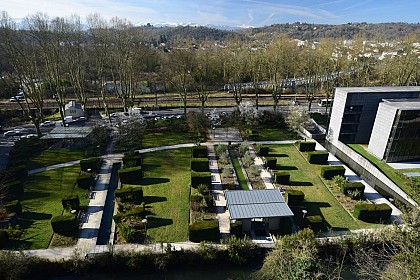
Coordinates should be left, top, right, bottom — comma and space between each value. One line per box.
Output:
229, 150, 249, 190
25, 149, 85, 170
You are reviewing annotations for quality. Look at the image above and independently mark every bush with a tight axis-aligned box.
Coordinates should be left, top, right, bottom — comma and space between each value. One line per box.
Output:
341, 182, 365, 199
3, 200, 22, 215
118, 166, 143, 184
124, 204, 146, 218
191, 172, 211, 188
189, 220, 220, 242
298, 141, 316, 152
190, 194, 203, 203
265, 157, 277, 169
114, 186, 143, 202
286, 189, 305, 206
62, 195, 80, 210
275, 171, 290, 185
80, 157, 102, 172
190, 158, 210, 172
321, 166, 346, 180
204, 194, 214, 208
122, 155, 143, 168
307, 151, 329, 164
51, 214, 79, 235
257, 146, 269, 156
197, 184, 209, 195
305, 215, 325, 232
77, 172, 93, 189
3, 180, 24, 198
0, 230, 9, 248
354, 203, 392, 223
192, 146, 208, 158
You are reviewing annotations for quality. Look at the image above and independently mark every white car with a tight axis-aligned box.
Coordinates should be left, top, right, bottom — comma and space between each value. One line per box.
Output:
9, 97, 17, 102
4, 130, 20, 136
41, 121, 54, 127
78, 116, 87, 122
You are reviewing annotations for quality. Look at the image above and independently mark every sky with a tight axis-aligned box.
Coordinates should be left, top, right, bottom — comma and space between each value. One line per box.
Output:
2, 0, 420, 27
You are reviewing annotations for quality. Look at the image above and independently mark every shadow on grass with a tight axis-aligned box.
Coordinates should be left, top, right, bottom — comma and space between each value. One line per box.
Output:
139, 177, 170, 185
142, 164, 161, 171
23, 191, 51, 200
146, 216, 173, 229
276, 165, 298, 171
289, 181, 313, 187
18, 211, 53, 230
302, 201, 331, 217
143, 196, 167, 204
270, 153, 289, 158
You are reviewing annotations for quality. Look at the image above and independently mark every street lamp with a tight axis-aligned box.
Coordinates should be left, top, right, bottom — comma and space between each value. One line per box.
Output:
142, 217, 148, 243
302, 209, 308, 219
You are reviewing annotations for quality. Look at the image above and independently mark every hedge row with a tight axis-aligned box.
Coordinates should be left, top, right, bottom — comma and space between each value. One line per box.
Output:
123, 155, 143, 168
307, 152, 329, 164
341, 182, 365, 199
321, 166, 346, 179
189, 220, 220, 242
265, 157, 277, 169
80, 157, 102, 173
3, 200, 22, 215
118, 166, 143, 184
192, 146, 208, 158
77, 173, 93, 189
275, 171, 290, 185
305, 215, 325, 232
62, 195, 80, 210
298, 141, 316, 152
113, 202, 146, 224
3, 180, 24, 199
51, 214, 79, 235
257, 146, 269, 156
354, 203, 392, 223
114, 186, 144, 202
191, 172, 211, 188
286, 190, 305, 206
190, 158, 210, 172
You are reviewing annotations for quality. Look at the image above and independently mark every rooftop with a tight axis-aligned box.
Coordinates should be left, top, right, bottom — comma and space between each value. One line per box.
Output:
336, 86, 420, 94
41, 126, 93, 139
381, 99, 420, 110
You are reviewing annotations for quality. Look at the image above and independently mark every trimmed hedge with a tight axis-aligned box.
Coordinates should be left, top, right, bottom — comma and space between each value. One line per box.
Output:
265, 157, 277, 169
305, 215, 325, 232
114, 186, 143, 202
191, 171, 211, 188
77, 173, 93, 189
341, 182, 365, 199
279, 217, 293, 235
0, 230, 9, 248
354, 203, 392, 223
122, 155, 143, 167
189, 220, 220, 242
275, 171, 290, 185
321, 166, 346, 180
286, 189, 305, 206
298, 141, 316, 152
307, 152, 329, 164
4, 200, 22, 215
80, 157, 101, 173
51, 214, 79, 235
4, 180, 24, 198
192, 146, 208, 158
257, 146, 269, 156
118, 166, 143, 184
191, 158, 210, 172
62, 195, 80, 210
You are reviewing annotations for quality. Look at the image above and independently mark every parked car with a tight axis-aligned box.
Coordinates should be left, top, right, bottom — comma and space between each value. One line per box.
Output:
9, 97, 17, 102
41, 121, 54, 127
78, 116, 87, 122
4, 130, 19, 136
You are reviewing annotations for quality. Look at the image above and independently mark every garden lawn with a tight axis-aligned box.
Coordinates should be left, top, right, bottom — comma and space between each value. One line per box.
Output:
270, 144, 371, 231
229, 150, 249, 190
25, 149, 85, 170
142, 131, 192, 149
253, 128, 300, 141
9, 165, 87, 250
126, 148, 191, 242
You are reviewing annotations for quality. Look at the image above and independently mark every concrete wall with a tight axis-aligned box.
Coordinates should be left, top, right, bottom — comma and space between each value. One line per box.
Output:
326, 140, 418, 207
327, 89, 347, 145
368, 103, 397, 159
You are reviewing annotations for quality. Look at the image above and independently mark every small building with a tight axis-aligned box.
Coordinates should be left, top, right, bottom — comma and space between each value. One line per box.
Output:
65, 101, 84, 118
225, 189, 294, 232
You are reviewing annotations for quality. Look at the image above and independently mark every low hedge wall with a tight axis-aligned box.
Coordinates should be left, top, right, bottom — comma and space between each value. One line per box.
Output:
77, 173, 93, 189
298, 141, 316, 152
0, 230, 9, 248
122, 155, 143, 168
265, 157, 277, 169
4, 180, 24, 198
275, 171, 290, 185
321, 166, 346, 180
286, 189, 305, 206
114, 186, 143, 202
51, 214, 79, 235
192, 146, 208, 158
118, 166, 143, 184
191, 172, 211, 188
4, 200, 22, 215
257, 146, 269, 156
191, 158, 210, 172
341, 182, 365, 199
62, 195, 80, 210
305, 215, 325, 232
307, 152, 329, 164
189, 220, 220, 242
354, 203, 392, 223
80, 157, 102, 173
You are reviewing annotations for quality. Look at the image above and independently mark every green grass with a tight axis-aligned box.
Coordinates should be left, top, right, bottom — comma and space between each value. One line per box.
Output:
348, 144, 420, 201
270, 144, 372, 231
25, 149, 85, 170
253, 128, 301, 141
229, 149, 249, 190
7, 166, 87, 250
125, 148, 191, 242
142, 131, 192, 149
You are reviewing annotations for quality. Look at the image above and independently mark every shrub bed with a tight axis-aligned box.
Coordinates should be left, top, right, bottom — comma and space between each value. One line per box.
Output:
275, 171, 290, 185
257, 146, 269, 156
80, 157, 102, 172
191, 171, 211, 188
341, 182, 365, 199
51, 214, 79, 235
62, 195, 80, 210
192, 146, 208, 158
298, 141, 316, 152
3, 200, 22, 215
307, 152, 329, 164
305, 215, 325, 232
265, 157, 277, 169
114, 186, 144, 202
354, 203, 392, 223
77, 172, 93, 189
286, 189, 305, 206
321, 166, 346, 180
118, 166, 143, 184
189, 220, 220, 242
190, 158, 210, 172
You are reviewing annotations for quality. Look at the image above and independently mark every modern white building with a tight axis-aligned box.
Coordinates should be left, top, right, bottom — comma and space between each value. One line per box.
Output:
64, 101, 84, 118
